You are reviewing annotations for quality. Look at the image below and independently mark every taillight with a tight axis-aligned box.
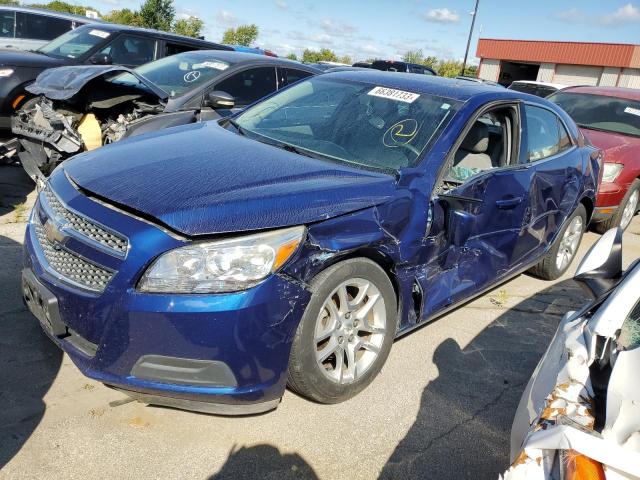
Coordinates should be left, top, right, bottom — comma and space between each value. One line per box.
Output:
563, 451, 606, 480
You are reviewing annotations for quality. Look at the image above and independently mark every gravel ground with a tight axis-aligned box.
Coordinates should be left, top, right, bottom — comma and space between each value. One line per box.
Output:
1, 164, 639, 480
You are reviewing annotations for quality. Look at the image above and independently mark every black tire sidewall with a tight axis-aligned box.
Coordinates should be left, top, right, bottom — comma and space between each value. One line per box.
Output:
613, 180, 640, 231
547, 204, 587, 278
290, 259, 397, 403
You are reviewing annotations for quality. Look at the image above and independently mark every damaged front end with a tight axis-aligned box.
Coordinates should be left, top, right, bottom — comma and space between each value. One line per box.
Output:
503, 228, 640, 480
12, 66, 167, 176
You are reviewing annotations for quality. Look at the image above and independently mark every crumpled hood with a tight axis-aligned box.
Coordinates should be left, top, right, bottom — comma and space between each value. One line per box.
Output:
64, 121, 398, 236
0, 48, 66, 68
580, 127, 640, 164
26, 65, 169, 101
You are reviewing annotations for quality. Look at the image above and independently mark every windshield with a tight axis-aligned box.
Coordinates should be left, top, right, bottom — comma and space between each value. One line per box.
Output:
39, 27, 110, 59
131, 53, 231, 97
548, 92, 640, 137
234, 76, 460, 172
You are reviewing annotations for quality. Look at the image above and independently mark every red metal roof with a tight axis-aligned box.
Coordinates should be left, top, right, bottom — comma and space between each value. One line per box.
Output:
476, 39, 640, 69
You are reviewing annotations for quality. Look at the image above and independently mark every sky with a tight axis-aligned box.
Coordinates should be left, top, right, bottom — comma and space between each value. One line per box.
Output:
70, 0, 640, 62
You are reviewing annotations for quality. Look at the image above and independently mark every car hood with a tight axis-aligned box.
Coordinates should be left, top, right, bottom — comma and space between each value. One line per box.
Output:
0, 48, 66, 68
26, 65, 170, 102
64, 121, 398, 236
579, 127, 640, 164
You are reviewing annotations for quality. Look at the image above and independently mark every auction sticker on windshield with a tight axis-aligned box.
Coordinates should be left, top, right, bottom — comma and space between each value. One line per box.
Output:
368, 86, 420, 103
625, 106, 640, 117
89, 29, 110, 38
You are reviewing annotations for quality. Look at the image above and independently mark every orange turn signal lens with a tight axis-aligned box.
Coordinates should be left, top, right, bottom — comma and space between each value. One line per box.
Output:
12, 94, 26, 110
565, 451, 606, 480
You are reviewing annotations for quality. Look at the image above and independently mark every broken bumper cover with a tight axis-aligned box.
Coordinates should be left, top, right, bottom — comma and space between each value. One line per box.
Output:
23, 223, 312, 414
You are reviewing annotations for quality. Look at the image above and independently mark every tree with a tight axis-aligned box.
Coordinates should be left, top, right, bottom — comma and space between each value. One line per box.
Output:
285, 53, 298, 61
173, 16, 204, 38
28, 1, 95, 14
221, 24, 258, 46
403, 49, 424, 64
301, 48, 337, 63
103, 8, 143, 27
437, 60, 463, 78
338, 54, 352, 65
139, 0, 175, 31
0, 0, 20, 5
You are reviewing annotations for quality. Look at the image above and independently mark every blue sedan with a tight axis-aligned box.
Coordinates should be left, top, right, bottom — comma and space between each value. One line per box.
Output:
22, 72, 600, 414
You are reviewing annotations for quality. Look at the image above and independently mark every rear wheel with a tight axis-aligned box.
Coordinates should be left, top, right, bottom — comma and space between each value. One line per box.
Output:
287, 258, 397, 404
529, 204, 587, 280
595, 180, 640, 233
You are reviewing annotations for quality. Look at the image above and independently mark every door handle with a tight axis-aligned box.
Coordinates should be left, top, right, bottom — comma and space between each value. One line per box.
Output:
496, 197, 523, 209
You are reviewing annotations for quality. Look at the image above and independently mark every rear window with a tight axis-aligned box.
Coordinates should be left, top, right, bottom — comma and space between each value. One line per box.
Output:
372, 61, 407, 73
548, 92, 640, 138
509, 83, 557, 98
0, 10, 15, 39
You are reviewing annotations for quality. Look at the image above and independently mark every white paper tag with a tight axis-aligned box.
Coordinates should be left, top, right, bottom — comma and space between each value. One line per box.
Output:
194, 61, 229, 70
89, 29, 110, 39
624, 106, 640, 117
368, 86, 420, 103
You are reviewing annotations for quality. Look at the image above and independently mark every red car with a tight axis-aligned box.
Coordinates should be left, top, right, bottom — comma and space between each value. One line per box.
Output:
549, 86, 640, 232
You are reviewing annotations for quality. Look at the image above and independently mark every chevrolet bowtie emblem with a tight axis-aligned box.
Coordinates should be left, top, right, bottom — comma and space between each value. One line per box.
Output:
44, 219, 67, 248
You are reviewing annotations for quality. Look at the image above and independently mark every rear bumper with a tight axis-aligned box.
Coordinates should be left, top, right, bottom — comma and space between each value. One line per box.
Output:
23, 213, 312, 414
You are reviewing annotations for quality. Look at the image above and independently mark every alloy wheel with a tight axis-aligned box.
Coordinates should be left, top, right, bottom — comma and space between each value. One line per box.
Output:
314, 278, 387, 384
555, 216, 584, 271
620, 189, 639, 231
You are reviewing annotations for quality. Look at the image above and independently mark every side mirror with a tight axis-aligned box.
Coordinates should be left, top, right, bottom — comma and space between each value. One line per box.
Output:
574, 227, 623, 298
447, 210, 475, 247
206, 91, 235, 110
89, 53, 112, 65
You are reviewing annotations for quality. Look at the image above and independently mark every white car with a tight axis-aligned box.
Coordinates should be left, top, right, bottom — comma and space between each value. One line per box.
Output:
508, 81, 568, 98
503, 228, 640, 480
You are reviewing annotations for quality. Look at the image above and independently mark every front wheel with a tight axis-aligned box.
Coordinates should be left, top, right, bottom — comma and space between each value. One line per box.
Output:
529, 204, 587, 281
287, 258, 397, 404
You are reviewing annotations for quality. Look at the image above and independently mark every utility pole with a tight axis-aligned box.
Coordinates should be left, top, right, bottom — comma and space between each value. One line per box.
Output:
461, 0, 480, 76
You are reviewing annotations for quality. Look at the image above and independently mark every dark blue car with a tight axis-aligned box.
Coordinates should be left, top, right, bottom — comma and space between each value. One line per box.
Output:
22, 72, 600, 414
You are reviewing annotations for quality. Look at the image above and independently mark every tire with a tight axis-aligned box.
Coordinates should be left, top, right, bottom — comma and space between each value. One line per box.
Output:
594, 179, 640, 234
287, 258, 398, 404
529, 204, 587, 281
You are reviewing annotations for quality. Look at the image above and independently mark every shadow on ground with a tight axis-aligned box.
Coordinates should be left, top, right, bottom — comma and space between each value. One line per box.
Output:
208, 278, 584, 480
0, 233, 63, 469
0, 165, 34, 219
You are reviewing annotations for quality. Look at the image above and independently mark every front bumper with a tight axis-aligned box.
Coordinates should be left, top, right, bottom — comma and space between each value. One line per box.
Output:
23, 175, 312, 414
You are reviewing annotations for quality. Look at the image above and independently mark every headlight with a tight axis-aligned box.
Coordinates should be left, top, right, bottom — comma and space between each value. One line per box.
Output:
0, 68, 14, 78
602, 163, 623, 183
138, 226, 306, 293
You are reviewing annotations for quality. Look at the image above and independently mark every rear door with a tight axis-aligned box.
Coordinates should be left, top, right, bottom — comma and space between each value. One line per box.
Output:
520, 103, 582, 256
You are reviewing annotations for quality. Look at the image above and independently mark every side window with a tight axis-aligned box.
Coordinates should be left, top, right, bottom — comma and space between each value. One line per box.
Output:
283, 68, 313, 87
442, 107, 515, 186
423, 68, 435, 76
16, 13, 72, 41
165, 42, 196, 57
214, 67, 277, 106
525, 105, 570, 162
101, 34, 156, 66
0, 11, 15, 39
409, 65, 423, 74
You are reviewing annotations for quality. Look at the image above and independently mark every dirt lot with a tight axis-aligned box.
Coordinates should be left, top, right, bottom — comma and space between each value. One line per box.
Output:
2, 164, 640, 480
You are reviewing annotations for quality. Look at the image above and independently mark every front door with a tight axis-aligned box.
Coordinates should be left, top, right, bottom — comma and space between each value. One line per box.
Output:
420, 103, 535, 317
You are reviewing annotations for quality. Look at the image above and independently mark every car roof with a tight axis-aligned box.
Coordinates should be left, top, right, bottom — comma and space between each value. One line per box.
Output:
0, 5, 102, 23
559, 86, 640, 102
173, 50, 321, 69
324, 70, 527, 102
75, 23, 231, 49
511, 80, 567, 88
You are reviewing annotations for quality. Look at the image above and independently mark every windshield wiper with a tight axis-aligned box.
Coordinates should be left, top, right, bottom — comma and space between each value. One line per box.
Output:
226, 118, 246, 136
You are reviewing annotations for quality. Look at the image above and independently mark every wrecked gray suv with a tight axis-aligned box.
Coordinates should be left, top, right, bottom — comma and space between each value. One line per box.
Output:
12, 50, 318, 176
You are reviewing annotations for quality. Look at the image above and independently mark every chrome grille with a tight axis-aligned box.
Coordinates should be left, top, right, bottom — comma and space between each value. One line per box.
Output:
34, 220, 114, 292
42, 185, 128, 255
